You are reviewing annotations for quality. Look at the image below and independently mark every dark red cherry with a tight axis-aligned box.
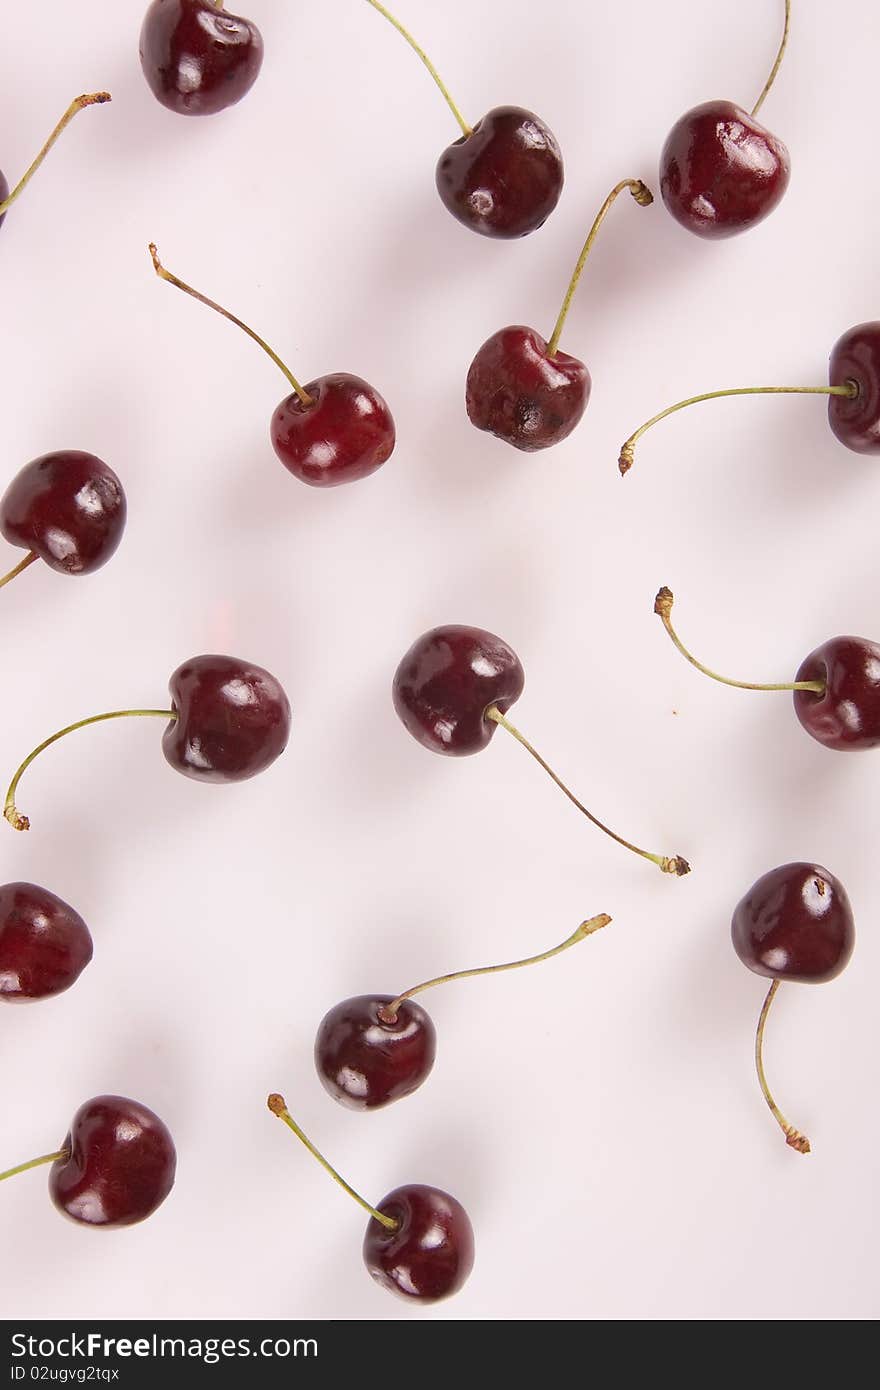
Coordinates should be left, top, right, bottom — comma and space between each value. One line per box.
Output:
732, 862, 855, 985
270, 374, 396, 487
393, 625, 524, 756
466, 325, 590, 452
659, 100, 790, 239
49, 1095, 176, 1228
792, 636, 880, 751
315, 996, 436, 1110
0, 452, 126, 576
0, 883, 92, 1003
436, 105, 563, 239
139, 0, 263, 116
827, 322, 880, 453
363, 1184, 475, 1302
163, 654, 291, 782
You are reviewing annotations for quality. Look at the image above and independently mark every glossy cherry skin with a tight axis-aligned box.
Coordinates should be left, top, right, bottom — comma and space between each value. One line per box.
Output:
436, 106, 563, 239
466, 326, 590, 452
0, 452, 126, 576
315, 996, 437, 1110
792, 636, 880, 751
49, 1096, 176, 1228
827, 323, 880, 453
732, 863, 854, 985
163, 654, 291, 782
393, 625, 525, 757
659, 100, 790, 239
140, 0, 263, 116
0, 883, 92, 1003
270, 374, 396, 487
363, 1184, 474, 1302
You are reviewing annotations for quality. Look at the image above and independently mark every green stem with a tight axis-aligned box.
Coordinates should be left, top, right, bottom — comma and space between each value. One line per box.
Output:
267, 1095, 398, 1230
0, 93, 111, 217
485, 706, 689, 876
546, 179, 653, 358
5, 709, 176, 833
0, 1150, 68, 1183
755, 979, 810, 1154
149, 245, 314, 409
653, 587, 825, 695
751, 0, 791, 118
0, 552, 38, 590
364, 0, 472, 137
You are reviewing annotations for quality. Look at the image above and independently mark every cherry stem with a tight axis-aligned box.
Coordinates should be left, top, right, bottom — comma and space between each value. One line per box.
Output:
485, 705, 689, 876
4, 709, 177, 833
653, 587, 825, 697
0, 93, 112, 217
751, 0, 791, 118
0, 551, 38, 591
378, 913, 611, 1023
618, 382, 857, 475
0, 1149, 68, 1184
148, 245, 314, 409
364, 1, 472, 138
267, 1094, 398, 1231
755, 979, 811, 1154
546, 179, 653, 358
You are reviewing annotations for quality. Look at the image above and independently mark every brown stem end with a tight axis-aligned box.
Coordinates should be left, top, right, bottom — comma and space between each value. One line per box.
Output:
5, 806, 29, 832
77, 93, 112, 108
267, 1093, 287, 1117
654, 586, 674, 620
661, 855, 691, 877
618, 442, 635, 475
785, 1128, 811, 1155
631, 180, 654, 208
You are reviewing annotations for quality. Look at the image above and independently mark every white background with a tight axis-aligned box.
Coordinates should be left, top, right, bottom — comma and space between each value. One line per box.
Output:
1, 0, 878, 1322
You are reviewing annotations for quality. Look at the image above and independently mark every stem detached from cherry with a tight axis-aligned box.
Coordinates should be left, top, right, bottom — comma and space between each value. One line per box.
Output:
267, 1094, 398, 1230
0, 93, 111, 217
751, 0, 791, 119
486, 705, 689, 876
378, 913, 612, 1024
653, 587, 825, 697
755, 979, 810, 1154
363, 0, 471, 136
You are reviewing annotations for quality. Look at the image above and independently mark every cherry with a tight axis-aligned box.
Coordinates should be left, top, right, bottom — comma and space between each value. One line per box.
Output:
4, 653, 291, 831
150, 245, 395, 487
315, 914, 610, 1109
0, 93, 110, 233
732, 863, 854, 1153
0, 882, 93, 1003
653, 588, 880, 754
267, 1094, 474, 1302
0, 1095, 176, 1227
659, 3, 791, 238
140, 0, 263, 116
0, 452, 126, 591
365, 2, 562, 239
466, 180, 652, 451
619, 324, 880, 474
393, 624, 688, 875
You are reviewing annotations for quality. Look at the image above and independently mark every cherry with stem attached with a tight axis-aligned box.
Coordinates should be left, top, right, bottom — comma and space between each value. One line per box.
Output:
4, 653, 291, 831
0, 93, 111, 232
732, 862, 855, 1153
654, 587, 880, 752
267, 1094, 474, 1302
393, 625, 689, 875
150, 244, 395, 487
0, 451, 127, 591
364, 0, 562, 239
140, 1, 264, 117
316, 912, 611, 1110
659, 1, 791, 238
466, 179, 653, 452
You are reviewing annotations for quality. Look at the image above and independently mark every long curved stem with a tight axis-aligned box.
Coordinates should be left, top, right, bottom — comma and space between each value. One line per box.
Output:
364, 1, 471, 137
755, 980, 810, 1153
546, 179, 653, 358
5, 709, 176, 832
618, 382, 856, 475
751, 0, 791, 118
378, 913, 611, 1023
267, 1095, 398, 1230
0, 93, 111, 217
148, 245, 314, 408
0, 551, 38, 590
486, 706, 689, 876
0, 1150, 68, 1184
653, 587, 825, 696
